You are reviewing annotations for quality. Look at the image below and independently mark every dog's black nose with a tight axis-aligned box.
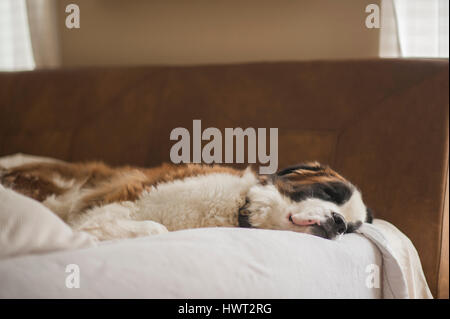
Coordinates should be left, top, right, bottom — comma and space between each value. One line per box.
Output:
332, 212, 347, 234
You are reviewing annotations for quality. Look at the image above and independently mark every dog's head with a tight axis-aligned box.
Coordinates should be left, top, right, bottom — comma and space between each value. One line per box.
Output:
241, 162, 373, 239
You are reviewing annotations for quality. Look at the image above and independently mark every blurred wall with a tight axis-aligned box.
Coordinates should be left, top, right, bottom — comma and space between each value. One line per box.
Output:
57, 0, 380, 66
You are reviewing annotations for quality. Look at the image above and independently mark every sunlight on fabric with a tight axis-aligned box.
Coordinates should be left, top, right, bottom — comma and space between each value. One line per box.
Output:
0, 0, 35, 71
380, 0, 449, 58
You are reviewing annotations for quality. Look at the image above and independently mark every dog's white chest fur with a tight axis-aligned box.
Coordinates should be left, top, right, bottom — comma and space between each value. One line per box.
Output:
130, 171, 258, 230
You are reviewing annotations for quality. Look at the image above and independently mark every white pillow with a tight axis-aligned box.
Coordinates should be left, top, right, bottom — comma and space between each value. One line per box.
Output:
0, 184, 96, 259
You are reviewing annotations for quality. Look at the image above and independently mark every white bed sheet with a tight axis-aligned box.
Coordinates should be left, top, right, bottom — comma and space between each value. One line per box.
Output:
0, 227, 382, 298
0, 222, 431, 299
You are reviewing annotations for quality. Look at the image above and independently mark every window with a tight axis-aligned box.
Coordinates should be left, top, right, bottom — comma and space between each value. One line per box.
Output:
0, 0, 35, 71
380, 0, 449, 58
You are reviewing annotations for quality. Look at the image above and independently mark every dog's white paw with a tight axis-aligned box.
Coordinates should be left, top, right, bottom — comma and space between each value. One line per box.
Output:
70, 203, 169, 241
129, 220, 169, 236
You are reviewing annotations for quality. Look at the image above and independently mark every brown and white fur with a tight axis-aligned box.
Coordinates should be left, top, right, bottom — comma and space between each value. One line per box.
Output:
0, 160, 373, 241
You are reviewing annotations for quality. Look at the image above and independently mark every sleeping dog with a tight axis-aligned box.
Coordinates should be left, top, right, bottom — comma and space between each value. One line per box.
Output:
0, 161, 373, 241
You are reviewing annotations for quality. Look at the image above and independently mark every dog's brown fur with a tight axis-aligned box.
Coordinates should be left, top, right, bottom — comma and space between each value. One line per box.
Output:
1, 161, 244, 213
1, 161, 352, 210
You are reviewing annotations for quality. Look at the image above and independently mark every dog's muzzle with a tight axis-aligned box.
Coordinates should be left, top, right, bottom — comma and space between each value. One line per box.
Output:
312, 212, 347, 239
331, 212, 347, 234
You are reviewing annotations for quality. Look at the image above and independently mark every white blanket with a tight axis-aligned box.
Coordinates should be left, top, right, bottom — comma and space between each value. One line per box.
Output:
0, 223, 431, 299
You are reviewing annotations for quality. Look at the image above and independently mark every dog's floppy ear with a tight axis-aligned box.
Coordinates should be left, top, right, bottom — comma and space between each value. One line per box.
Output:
276, 162, 323, 176
365, 207, 374, 223
346, 221, 362, 233
346, 208, 374, 233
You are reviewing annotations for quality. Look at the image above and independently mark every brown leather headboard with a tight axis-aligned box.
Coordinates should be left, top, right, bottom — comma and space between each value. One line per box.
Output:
0, 59, 448, 298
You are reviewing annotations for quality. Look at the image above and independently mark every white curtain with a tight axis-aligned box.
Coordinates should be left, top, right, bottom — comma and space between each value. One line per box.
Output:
0, 0, 35, 71
0, 0, 60, 71
26, 0, 61, 68
380, 0, 449, 58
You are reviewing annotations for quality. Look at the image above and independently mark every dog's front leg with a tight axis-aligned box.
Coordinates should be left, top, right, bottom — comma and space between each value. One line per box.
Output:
69, 202, 168, 241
